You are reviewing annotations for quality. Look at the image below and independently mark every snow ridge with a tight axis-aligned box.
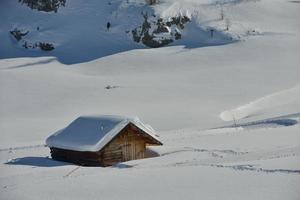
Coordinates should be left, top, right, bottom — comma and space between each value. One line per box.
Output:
220, 85, 300, 121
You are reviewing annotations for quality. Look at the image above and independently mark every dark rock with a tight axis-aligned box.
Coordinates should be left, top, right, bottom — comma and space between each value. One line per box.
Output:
39, 42, 54, 51
10, 29, 29, 41
153, 24, 169, 34
18, 0, 66, 13
166, 21, 172, 27
143, 38, 173, 48
131, 13, 191, 48
132, 29, 141, 43
174, 30, 181, 40
23, 41, 28, 49
105, 85, 119, 90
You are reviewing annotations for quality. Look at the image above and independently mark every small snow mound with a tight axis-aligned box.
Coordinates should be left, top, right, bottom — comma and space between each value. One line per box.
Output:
220, 85, 300, 121
219, 109, 248, 121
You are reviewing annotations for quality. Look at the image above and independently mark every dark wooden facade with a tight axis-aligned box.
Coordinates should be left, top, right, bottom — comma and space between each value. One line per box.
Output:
50, 123, 162, 166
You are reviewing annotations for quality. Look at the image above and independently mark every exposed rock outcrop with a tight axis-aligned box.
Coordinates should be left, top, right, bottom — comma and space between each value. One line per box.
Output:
132, 13, 191, 48
10, 29, 29, 41
18, 0, 66, 13
39, 42, 55, 51
10, 28, 54, 51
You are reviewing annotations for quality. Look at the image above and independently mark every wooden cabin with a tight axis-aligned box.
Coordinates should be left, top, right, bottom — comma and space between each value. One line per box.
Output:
46, 115, 162, 166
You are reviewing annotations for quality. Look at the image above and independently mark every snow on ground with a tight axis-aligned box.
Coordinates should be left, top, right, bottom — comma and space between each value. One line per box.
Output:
220, 85, 300, 121
1, 0, 300, 199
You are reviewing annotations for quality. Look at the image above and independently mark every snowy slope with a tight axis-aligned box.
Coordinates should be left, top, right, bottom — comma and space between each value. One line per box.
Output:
1, 0, 300, 199
0, 0, 250, 64
0, 0, 143, 64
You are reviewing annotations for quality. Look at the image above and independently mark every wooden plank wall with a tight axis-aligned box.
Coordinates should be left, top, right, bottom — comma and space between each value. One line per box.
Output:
101, 126, 146, 166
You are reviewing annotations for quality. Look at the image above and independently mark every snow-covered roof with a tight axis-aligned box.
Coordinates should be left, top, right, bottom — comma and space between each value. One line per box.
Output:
46, 115, 162, 152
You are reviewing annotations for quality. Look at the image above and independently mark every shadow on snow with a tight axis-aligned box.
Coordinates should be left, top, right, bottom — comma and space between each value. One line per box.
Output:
5, 156, 71, 167
1, 24, 236, 66
213, 112, 300, 130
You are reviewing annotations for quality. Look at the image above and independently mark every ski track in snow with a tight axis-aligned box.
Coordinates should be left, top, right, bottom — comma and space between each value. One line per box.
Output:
2, 143, 299, 175
158, 146, 300, 174
160, 147, 248, 157
0, 144, 46, 152
209, 164, 300, 174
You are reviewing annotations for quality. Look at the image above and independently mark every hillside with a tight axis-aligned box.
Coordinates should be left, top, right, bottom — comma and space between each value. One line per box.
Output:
0, 0, 300, 200
1, 0, 259, 64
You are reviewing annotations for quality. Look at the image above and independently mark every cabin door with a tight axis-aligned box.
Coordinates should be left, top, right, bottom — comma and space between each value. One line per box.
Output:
122, 139, 132, 162
122, 142, 139, 161
135, 142, 145, 159
122, 140, 145, 161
